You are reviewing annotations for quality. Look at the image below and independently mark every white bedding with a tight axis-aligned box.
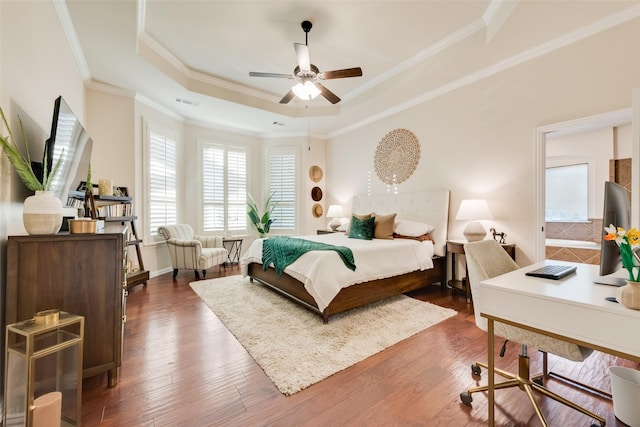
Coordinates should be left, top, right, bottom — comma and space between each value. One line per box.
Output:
240, 233, 435, 312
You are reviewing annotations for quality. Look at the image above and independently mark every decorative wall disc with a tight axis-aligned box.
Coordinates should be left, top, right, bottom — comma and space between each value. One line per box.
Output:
312, 203, 323, 218
308, 165, 323, 183
311, 186, 323, 201
374, 129, 420, 185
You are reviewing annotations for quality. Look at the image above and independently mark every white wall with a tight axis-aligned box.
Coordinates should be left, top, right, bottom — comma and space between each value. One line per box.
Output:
326, 18, 640, 265
0, 0, 85, 270
0, 0, 86, 397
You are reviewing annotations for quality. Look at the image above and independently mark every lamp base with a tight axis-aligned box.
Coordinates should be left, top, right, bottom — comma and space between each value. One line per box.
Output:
329, 218, 341, 231
463, 221, 487, 242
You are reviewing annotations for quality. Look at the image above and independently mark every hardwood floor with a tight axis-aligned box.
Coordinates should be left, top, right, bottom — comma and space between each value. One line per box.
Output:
82, 267, 638, 426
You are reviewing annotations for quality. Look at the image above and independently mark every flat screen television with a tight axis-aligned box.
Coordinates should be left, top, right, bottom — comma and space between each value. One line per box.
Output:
41, 96, 93, 208
594, 181, 631, 286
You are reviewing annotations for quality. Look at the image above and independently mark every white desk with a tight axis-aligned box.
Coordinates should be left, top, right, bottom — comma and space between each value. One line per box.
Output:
479, 260, 640, 425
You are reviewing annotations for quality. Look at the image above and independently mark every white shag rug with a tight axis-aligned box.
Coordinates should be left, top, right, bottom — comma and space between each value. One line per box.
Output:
190, 275, 456, 395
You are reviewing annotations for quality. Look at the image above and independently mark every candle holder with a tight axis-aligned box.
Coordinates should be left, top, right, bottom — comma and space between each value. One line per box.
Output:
98, 179, 113, 197
4, 310, 84, 427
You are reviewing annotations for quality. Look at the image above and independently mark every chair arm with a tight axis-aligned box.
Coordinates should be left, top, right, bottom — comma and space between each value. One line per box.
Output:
167, 238, 203, 254
194, 235, 223, 248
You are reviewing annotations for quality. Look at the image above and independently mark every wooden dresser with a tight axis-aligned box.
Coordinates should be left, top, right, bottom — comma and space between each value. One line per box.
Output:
6, 227, 127, 387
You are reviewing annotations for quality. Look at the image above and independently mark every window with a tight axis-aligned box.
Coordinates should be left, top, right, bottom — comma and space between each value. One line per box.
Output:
144, 121, 178, 238
545, 163, 588, 221
267, 148, 298, 232
201, 143, 247, 233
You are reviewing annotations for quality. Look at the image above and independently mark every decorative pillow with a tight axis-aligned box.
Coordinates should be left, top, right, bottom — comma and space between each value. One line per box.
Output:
348, 216, 375, 240
372, 212, 396, 239
344, 213, 372, 234
394, 220, 435, 237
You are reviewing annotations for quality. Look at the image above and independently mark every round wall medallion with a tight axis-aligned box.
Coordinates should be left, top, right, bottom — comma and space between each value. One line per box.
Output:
311, 186, 323, 201
374, 129, 420, 185
312, 203, 323, 218
309, 165, 323, 183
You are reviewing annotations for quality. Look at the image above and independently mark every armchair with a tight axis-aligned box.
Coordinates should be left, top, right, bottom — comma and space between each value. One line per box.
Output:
157, 224, 228, 280
460, 239, 604, 427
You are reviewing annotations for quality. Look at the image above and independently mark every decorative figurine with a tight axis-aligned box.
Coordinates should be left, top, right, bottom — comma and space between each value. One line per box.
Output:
490, 227, 507, 244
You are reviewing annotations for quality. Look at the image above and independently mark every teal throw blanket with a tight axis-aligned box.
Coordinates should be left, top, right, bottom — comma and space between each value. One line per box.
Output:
262, 236, 356, 276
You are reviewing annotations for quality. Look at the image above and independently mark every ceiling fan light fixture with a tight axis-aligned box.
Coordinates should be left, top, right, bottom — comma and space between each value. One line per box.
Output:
292, 81, 320, 100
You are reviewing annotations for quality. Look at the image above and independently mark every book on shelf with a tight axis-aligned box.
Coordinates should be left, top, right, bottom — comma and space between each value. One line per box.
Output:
95, 203, 132, 218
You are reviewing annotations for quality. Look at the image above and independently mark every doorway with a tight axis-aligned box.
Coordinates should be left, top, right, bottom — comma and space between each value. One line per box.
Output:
534, 108, 633, 261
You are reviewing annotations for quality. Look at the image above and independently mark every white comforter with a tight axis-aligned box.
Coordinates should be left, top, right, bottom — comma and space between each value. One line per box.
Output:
240, 233, 435, 312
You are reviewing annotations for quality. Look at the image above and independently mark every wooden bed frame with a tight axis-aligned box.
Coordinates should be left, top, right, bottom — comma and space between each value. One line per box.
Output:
248, 256, 446, 323
247, 189, 450, 323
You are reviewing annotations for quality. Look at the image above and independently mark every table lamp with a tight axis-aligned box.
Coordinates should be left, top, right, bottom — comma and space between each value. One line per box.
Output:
326, 205, 344, 231
456, 199, 493, 241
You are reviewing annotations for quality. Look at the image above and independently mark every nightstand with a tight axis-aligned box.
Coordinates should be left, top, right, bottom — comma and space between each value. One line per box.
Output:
317, 229, 338, 235
446, 239, 516, 303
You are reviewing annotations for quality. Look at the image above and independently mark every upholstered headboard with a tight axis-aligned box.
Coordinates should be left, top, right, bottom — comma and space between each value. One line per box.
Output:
351, 189, 450, 256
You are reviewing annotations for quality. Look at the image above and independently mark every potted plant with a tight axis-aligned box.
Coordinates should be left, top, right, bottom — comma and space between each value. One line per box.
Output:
0, 108, 64, 234
247, 192, 276, 238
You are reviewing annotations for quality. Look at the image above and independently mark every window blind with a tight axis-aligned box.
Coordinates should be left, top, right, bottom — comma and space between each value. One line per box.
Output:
267, 149, 297, 231
148, 130, 177, 236
202, 143, 247, 233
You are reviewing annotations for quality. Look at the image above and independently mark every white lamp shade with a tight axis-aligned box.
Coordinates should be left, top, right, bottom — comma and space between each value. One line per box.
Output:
326, 205, 344, 218
455, 199, 493, 220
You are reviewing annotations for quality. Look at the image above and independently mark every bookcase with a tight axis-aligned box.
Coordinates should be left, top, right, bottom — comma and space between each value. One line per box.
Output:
72, 185, 149, 290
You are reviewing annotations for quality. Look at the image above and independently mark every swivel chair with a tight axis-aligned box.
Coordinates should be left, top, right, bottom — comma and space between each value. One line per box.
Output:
460, 239, 605, 427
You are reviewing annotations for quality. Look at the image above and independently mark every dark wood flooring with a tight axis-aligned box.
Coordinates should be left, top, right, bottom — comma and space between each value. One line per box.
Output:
81, 266, 639, 426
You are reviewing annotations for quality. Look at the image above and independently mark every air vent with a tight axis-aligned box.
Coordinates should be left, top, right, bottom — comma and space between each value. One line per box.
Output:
176, 98, 200, 107
272, 121, 285, 126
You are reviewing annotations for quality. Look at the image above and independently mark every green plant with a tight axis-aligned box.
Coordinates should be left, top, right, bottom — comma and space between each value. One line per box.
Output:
247, 192, 276, 237
0, 108, 62, 191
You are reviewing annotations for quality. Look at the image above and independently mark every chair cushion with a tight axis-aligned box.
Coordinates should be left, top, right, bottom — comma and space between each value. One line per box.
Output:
495, 323, 593, 362
199, 248, 228, 269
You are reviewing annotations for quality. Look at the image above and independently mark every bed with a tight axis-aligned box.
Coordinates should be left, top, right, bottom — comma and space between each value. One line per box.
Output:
241, 189, 450, 322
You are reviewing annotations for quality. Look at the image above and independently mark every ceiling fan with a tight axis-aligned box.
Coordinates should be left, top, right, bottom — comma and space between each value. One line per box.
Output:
249, 20, 363, 104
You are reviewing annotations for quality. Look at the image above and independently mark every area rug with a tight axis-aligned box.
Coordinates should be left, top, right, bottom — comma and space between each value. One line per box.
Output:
190, 275, 456, 395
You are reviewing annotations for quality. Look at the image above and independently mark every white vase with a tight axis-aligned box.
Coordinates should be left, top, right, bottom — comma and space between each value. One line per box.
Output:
23, 190, 63, 234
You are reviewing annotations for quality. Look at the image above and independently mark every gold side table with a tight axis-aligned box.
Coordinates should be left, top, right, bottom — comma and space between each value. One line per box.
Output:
4, 310, 84, 427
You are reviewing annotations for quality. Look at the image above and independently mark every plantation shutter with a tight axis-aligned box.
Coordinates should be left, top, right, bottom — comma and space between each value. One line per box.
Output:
202, 145, 225, 231
267, 149, 297, 231
148, 130, 177, 236
227, 147, 247, 231
202, 143, 247, 232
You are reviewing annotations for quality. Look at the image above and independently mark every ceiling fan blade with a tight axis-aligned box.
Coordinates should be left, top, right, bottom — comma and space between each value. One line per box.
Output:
279, 90, 295, 104
249, 72, 295, 79
315, 83, 341, 104
320, 67, 363, 80
294, 43, 311, 72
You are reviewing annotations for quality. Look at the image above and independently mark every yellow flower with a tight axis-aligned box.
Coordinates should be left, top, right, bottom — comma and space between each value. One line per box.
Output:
627, 228, 640, 245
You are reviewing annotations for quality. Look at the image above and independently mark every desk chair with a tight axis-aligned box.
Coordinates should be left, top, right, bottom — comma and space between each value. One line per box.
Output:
460, 239, 605, 427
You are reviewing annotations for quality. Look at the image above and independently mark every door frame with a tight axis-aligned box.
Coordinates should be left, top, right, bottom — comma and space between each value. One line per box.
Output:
534, 107, 634, 261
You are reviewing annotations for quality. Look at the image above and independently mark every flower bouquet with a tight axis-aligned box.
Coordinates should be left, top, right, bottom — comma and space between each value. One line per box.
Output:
604, 225, 640, 282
